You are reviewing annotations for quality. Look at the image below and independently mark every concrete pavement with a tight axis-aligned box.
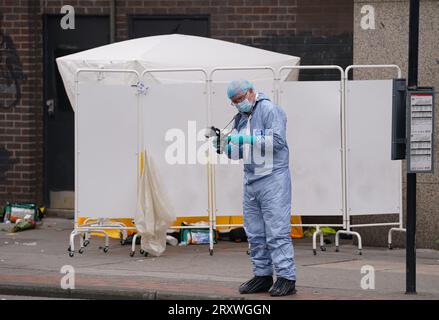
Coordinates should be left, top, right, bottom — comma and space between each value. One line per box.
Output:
0, 218, 438, 300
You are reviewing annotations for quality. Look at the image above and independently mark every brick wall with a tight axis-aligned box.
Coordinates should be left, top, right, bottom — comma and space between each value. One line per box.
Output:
0, 0, 353, 207
0, 1, 42, 204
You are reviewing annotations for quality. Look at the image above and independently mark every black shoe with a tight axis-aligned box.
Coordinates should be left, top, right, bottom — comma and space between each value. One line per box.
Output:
239, 276, 273, 294
269, 278, 296, 296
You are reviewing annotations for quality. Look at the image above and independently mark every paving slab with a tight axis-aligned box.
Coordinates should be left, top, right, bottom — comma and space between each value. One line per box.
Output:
0, 218, 438, 300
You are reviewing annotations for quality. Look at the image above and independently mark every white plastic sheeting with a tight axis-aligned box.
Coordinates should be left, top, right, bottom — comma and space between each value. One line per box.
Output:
280, 81, 344, 216
76, 72, 398, 221
76, 80, 138, 219
346, 80, 402, 215
135, 151, 175, 256
142, 81, 209, 217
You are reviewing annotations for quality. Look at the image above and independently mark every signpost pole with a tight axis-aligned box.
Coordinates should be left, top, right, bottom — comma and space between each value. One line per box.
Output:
406, 0, 420, 295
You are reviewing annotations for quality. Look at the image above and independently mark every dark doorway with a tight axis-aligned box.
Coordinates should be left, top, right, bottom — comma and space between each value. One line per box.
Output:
43, 15, 110, 207
128, 15, 210, 39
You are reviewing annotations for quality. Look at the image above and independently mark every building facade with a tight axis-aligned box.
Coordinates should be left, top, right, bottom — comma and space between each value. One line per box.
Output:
353, 0, 439, 249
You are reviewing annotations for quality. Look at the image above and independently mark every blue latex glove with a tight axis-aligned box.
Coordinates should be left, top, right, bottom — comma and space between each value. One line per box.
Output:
227, 134, 257, 145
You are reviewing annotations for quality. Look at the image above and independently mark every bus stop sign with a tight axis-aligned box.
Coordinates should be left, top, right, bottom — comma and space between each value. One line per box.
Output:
407, 87, 435, 173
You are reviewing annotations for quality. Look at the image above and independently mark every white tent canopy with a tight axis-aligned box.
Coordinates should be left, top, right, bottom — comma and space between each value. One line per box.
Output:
56, 34, 300, 110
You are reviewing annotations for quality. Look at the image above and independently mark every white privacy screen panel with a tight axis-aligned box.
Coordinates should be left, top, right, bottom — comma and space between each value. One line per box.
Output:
210, 75, 275, 217
346, 80, 402, 215
280, 81, 343, 216
77, 82, 138, 219
142, 82, 209, 217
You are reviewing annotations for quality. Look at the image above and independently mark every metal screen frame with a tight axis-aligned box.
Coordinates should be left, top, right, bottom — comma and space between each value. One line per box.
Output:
67, 64, 406, 258
69, 69, 141, 257
336, 64, 405, 254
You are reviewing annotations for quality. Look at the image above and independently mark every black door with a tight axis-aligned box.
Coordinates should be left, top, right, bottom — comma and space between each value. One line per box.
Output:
43, 15, 110, 207
129, 15, 210, 39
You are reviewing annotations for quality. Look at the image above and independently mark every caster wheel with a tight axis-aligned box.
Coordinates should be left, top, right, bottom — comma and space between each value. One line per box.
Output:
119, 233, 126, 246
79, 248, 84, 254
388, 244, 393, 250
320, 246, 326, 252
246, 250, 250, 255
140, 249, 145, 255
84, 241, 90, 247
357, 250, 363, 256
313, 249, 317, 256
68, 246, 72, 252
130, 251, 135, 257
335, 247, 339, 252
69, 252, 74, 258
103, 247, 109, 253
209, 249, 214, 256
144, 252, 149, 257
